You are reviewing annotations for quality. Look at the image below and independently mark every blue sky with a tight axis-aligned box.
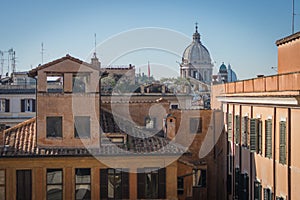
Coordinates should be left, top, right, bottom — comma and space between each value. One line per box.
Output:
0, 0, 298, 80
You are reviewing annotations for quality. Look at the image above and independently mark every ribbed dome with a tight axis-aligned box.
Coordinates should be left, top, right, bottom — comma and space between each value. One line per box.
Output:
182, 26, 212, 65
182, 42, 212, 64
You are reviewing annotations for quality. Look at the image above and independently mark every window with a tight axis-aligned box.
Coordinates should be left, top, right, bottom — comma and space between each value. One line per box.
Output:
276, 197, 285, 200
241, 173, 249, 200
73, 74, 88, 93
145, 116, 156, 129
16, 170, 32, 200
250, 118, 262, 154
234, 115, 240, 144
47, 169, 63, 200
177, 177, 184, 195
254, 180, 262, 200
75, 168, 91, 200
265, 119, 273, 158
74, 116, 90, 138
100, 168, 129, 199
0, 99, 9, 112
170, 104, 179, 109
227, 113, 233, 141
190, 117, 202, 134
0, 170, 5, 200
279, 121, 287, 165
193, 169, 206, 187
46, 117, 62, 138
47, 75, 63, 93
241, 116, 248, 147
263, 188, 272, 200
21, 99, 36, 112
137, 168, 165, 199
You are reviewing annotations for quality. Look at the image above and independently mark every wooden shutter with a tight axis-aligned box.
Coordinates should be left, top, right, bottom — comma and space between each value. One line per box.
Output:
241, 116, 248, 147
254, 180, 262, 200
20, 99, 25, 112
279, 121, 286, 164
32, 99, 36, 112
234, 115, 240, 144
100, 169, 108, 199
5, 99, 9, 112
137, 168, 145, 199
250, 119, 258, 152
234, 168, 240, 199
265, 119, 272, 158
258, 120, 262, 154
158, 168, 166, 199
16, 170, 32, 200
121, 170, 129, 199
228, 113, 232, 141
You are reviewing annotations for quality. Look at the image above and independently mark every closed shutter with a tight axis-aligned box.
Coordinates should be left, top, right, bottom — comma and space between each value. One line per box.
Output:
241, 116, 248, 147
100, 169, 108, 199
263, 188, 272, 200
137, 168, 145, 199
234, 168, 240, 199
32, 99, 36, 112
5, 99, 9, 112
16, 170, 32, 200
158, 168, 166, 199
265, 119, 272, 158
20, 99, 25, 112
250, 119, 258, 152
279, 121, 286, 164
228, 113, 232, 141
258, 120, 262, 154
234, 115, 240, 144
254, 180, 262, 200
121, 170, 129, 199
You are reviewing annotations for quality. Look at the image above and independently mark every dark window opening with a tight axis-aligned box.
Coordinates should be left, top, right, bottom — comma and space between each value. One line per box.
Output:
73, 74, 88, 93
193, 169, 206, 187
47, 117, 62, 138
177, 177, 184, 195
16, 170, 32, 200
74, 116, 90, 138
190, 117, 202, 134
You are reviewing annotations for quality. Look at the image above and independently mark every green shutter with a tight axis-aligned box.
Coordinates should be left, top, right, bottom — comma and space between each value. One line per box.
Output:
228, 113, 233, 141
279, 121, 287, 165
241, 116, 248, 147
234, 168, 240, 199
258, 120, 262, 154
265, 119, 272, 158
234, 115, 240, 144
254, 180, 262, 200
250, 119, 258, 152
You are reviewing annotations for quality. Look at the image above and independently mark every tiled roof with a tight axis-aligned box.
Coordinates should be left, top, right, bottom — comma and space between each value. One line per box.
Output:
28, 54, 100, 77
0, 112, 185, 157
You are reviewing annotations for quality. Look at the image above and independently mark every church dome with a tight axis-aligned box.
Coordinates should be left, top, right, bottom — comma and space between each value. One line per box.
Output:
219, 63, 227, 73
182, 25, 212, 65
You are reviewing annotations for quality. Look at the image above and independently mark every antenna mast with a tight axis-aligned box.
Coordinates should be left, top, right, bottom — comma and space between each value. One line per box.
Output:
292, 0, 295, 34
41, 42, 44, 64
94, 33, 97, 57
0, 51, 3, 76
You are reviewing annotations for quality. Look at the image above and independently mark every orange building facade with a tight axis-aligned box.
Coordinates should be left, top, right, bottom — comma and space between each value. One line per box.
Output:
212, 31, 300, 200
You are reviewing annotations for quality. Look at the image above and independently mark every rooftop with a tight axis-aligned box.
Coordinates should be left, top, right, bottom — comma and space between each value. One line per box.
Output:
276, 31, 300, 46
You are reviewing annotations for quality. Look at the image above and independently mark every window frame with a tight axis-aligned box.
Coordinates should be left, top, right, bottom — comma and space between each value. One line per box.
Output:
46, 168, 63, 200
193, 169, 206, 188
21, 99, 36, 112
0, 99, 9, 112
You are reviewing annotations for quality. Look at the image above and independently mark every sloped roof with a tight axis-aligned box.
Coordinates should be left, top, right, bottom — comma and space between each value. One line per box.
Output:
0, 111, 185, 157
28, 54, 100, 77
276, 31, 300, 46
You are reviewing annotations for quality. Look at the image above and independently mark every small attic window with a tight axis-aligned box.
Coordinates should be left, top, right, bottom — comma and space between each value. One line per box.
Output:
47, 74, 63, 93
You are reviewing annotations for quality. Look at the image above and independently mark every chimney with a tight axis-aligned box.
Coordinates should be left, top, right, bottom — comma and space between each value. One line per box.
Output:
91, 53, 101, 68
